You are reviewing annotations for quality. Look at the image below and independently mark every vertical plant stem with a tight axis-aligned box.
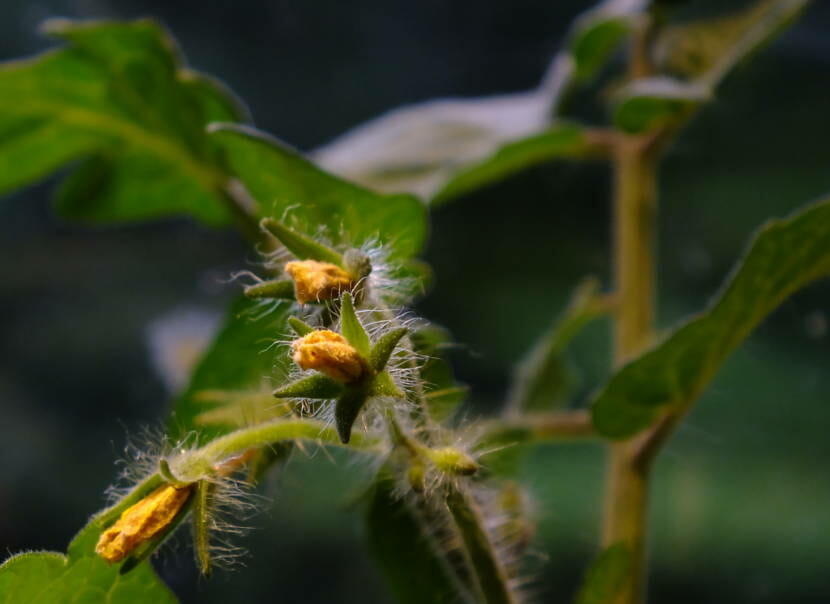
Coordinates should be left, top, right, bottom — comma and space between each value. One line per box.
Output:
602, 136, 658, 604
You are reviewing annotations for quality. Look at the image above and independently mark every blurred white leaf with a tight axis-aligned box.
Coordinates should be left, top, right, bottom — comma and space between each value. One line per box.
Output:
312, 55, 572, 199
146, 308, 221, 392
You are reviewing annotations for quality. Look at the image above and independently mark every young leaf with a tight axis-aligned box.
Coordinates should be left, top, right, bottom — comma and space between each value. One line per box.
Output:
507, 277, 611, 413
614, 0, 808, 134
339, 292, 371, 357
209, 124, 427, 259
288, 316, 315, 336
612, 78, 710, 134
0, 19, 245, 225
568, 0, 648, 82
574, 543, 632, 604
655, 0, 809, 89
592, 196, 830, 438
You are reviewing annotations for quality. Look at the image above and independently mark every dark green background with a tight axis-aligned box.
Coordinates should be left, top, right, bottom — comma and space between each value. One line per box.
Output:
1, 1, 829, 602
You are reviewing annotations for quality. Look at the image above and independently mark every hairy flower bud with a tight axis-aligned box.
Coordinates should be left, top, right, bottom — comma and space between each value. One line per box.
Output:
425, 446, 478, 476
285, 260, 353, 304
96, 484, 194, 563
291, 330, 366, 383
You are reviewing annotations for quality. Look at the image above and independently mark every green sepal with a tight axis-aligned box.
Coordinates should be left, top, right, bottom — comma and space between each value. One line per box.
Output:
192, 480, 213, 577
335, 386, 370, 444
370, 371, 404, 398
339, 292, 371, 357
368, 327, 408, 373
120, 486, 196, 575
272, 374, 344, 399
288, 316, 315, 336
260, 217, 344, 266
157, 459, 188, 487
244, 279, 295, 300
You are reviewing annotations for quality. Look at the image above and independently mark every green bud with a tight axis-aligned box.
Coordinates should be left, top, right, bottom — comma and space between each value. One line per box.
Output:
407, 460, 426, 492
425, 447, 478, 476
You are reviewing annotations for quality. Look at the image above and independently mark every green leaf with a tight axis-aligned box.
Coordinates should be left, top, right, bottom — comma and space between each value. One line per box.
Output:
0, 551, 177, 604
574, 543, 632, 604
0, 18, 244, 225
339, 292, 371, 357
432, 124, 602, 205
409, 324, 467, 422
592, 196, 830, 438
170, 296, 293, 441
260, 218, 345, 266
0, 474, 178, 603
366, 477, 469, 604
508, 277, 611, 412
613, 77, 710, 134
570, 17, 630, 81
614, 0, 807, 134
656, 0, 809, 88
209, 124, 427, 259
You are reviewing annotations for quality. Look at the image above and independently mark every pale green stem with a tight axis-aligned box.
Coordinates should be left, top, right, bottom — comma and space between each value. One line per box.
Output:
175, 418, 377, 480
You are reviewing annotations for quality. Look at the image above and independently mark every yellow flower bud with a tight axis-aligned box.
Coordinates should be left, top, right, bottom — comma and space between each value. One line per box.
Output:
96, 484, 194, 563
285, 260, 353, 304
425, 446, 478, 476
291, 330, 366, 383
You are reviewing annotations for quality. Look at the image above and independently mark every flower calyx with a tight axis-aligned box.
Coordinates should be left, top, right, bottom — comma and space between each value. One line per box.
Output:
273, 292, 408, 443
245, 218, 372, 305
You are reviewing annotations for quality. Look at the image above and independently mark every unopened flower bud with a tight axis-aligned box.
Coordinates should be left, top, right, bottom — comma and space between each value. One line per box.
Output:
425, 447, 478, 476
285, 260, 353, 304
291, 330, 366, 383
96, 483, 194, 563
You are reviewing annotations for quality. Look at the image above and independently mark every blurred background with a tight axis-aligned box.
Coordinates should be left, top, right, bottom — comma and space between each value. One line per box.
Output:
1, 0, 829, 602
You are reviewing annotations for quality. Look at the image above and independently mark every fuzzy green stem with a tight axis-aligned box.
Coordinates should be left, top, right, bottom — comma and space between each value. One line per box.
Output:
602, 137, 659, 604
176, 418, 376, 479
446, 486, 516, 604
